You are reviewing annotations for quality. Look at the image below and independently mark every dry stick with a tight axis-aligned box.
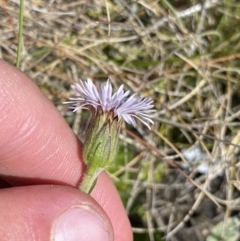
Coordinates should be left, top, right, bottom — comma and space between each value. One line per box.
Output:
225, 132, 240, 217
226, 108, 240, 122
176, 106, 215, 163
214, 195, 240, 207
158, 52, 208, 116
157, 121, 217, 238
1, 0, 17, 38
155, 97, 226, 237
125, 128, 220, 207
112, 151, 145, 177
167, 79, 207, 111
28, 0, 90, 69
166, 182, 208, 239
146, 155, 156, 241
155, 130, 189, 166
104, 0, 111, 36
127, 127, 221, 238
159, 111, 225, 237
125, 161, 146, 213
155, 117, 240, 148
222, 81, 233, 219
139, 53, 240, 91
165, 121, 221, 238
60, 35, 138, 52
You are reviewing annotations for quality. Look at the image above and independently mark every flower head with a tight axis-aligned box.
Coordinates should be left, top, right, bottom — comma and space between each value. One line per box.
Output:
66, 78, 155, 129
65, 78, 155, 193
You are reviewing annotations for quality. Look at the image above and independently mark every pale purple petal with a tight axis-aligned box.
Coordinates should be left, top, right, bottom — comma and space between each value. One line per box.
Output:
65, 78, 155, 129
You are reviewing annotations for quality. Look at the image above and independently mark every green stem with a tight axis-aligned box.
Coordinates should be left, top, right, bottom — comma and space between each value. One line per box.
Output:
16, 0, 25, 68
79, 166, 103, 194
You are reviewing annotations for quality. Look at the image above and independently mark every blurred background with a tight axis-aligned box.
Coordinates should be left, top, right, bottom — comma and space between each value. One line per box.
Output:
1, 0, 240, 240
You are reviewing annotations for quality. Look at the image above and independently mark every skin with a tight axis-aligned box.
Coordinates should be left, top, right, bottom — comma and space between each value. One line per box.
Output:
0, 59, 133, 241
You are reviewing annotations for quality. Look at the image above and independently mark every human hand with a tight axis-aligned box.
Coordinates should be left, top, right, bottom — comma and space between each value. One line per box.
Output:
0, 59, 132, 241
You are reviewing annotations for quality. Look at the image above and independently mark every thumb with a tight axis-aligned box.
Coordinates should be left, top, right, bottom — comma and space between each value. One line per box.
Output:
0, 185, 113, 241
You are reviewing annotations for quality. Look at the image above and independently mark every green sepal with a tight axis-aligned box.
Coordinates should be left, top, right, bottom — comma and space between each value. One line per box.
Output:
80, 112, 121, 193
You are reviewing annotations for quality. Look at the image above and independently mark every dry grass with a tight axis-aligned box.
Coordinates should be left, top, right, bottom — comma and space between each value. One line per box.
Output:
1, 0, 240, 240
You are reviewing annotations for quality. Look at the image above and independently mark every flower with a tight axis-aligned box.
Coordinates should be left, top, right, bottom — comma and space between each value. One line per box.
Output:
66, 78, 155, 129
65, 78, 155, 193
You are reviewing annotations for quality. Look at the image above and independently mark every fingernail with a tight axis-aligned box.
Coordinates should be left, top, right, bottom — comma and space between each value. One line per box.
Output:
52, 205, 113, 241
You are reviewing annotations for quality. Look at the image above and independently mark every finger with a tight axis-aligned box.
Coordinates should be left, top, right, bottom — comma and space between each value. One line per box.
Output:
92, 172, 133, 241
0, 59, 83, 186
0, 185, 113, 241
0, 60, 133, 241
